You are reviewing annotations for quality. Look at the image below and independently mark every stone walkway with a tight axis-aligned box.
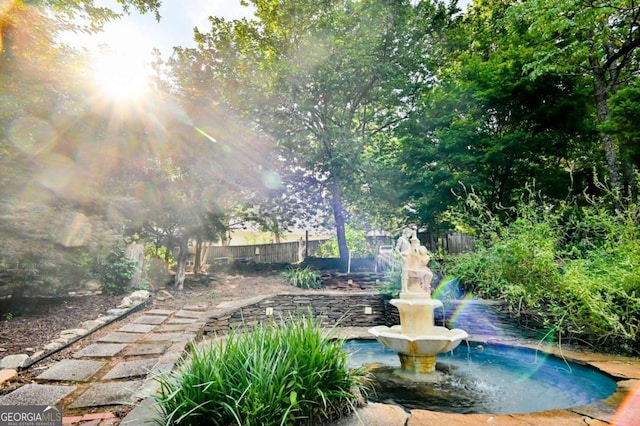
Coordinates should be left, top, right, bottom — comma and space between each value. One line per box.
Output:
0, 304, 210, 425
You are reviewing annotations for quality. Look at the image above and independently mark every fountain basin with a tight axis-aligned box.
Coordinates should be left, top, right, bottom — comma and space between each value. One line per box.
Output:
369, 325, 468, 355
344, 340, 618, 414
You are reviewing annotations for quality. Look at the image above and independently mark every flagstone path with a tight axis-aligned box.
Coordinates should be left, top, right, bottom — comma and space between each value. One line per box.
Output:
0, 304, 209, 425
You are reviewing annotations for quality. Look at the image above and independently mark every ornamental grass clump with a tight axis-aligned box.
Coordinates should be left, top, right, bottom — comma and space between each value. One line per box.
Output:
153, 315, 371, 426
281, 267, 323, 289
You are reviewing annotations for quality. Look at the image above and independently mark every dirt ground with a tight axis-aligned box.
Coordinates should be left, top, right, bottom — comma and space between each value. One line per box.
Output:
0, 272, 299, 357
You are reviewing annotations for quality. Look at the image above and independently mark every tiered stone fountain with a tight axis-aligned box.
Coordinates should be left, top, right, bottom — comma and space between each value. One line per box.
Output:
369, 228, 468, 373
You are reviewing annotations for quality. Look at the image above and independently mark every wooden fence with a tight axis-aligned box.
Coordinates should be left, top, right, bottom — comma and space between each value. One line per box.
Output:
202, 232, 475, 266
423, 232, 476, 255
205, 239, 328, 265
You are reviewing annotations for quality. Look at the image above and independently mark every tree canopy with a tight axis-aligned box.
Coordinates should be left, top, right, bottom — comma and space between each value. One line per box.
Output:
2, 0, 639, 292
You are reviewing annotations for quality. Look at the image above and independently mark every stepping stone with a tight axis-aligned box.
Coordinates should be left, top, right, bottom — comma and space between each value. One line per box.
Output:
123, 342, 171, 357
182, 304, 207, 312
147, 309, 174, 316
175, 310, 202, 319
120, 397, 162, 426
73, 343, 127, 358
166, 318, 197, 324
98, 332, 143, 343
119, 324, 157, 333
68, 381, 143, 408
0, 383, 76, 405
133, 315, 168, 325
102, 358, 158, 380
153, 350, 184, 375
143, 332, 194, 343
155, 324, 192, 333
36, 360, 106, 382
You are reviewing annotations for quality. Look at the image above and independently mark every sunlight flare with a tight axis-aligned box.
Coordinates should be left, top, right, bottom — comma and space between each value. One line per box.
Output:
92, 50, 150, 101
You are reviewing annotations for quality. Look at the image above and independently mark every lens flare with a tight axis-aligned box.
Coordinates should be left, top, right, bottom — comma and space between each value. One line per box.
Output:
261, 170, 283, 190
36, 153, 75, 195
612, 382, 640, 426
8, 116, 57, 155
56, 212, 92, 247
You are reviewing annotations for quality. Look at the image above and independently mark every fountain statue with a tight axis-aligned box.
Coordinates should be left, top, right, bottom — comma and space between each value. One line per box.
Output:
369, 227, 468, 373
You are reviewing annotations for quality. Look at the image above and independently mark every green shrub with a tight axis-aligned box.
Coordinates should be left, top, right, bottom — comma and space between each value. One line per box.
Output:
378, 265, 401, 299
281, 267, 323, 289
318, 227, 372, 258
153, 315, 371, 426
93, 241, 137, 295
446, 193, 640, 354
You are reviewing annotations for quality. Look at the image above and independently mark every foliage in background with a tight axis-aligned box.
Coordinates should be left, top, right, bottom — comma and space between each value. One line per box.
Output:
445, 192, 640, 354
93, 240, 137, 296
318, 227, 372, 258
378, 264, 401, 299
281, 267, 323, 290
153, 315, 371, 426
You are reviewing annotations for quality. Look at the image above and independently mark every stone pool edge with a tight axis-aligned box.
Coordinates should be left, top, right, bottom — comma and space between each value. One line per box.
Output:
330, 327, 640, 426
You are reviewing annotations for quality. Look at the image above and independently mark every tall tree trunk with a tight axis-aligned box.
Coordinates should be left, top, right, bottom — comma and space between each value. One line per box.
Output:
329, 181, 349, 271
591, 56, 621, 191
173, 238, 188, 290
622, 159, 638, 203
194, 239, 202, 274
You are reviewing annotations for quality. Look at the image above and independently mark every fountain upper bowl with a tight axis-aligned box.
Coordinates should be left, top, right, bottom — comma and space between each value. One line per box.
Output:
368, 325, 468, 356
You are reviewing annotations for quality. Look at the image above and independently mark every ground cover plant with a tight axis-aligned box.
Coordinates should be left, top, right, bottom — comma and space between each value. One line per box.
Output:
153, 314, 371, 425
445, 192, 640, 355
281, 267, 323, 289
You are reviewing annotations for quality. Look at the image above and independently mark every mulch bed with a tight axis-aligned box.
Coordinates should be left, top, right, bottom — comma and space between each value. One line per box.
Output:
0, 294, 125, 356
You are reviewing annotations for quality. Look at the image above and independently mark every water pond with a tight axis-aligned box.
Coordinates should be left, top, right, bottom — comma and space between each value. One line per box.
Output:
343, 340, 617, 414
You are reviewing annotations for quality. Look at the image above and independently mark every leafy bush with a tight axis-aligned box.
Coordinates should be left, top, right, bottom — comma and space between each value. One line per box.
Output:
281, 267, 323, 289
153, 315, 371, 425
318, 227, 372, 258
446, 193, 640, 354
378, 265, 401, 299
93, 241, 137, 295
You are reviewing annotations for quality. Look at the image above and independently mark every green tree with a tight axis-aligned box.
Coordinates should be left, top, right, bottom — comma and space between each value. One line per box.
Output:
0, 0, 162, 296
603, 85, 640, 199
507, 0, 640, 195
397, 0, 598, 230
180, 0, 448, 269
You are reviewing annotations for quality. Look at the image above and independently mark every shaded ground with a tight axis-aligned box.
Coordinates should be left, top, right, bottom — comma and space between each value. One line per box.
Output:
0, 272, 297, 357
0, 295, 123, 355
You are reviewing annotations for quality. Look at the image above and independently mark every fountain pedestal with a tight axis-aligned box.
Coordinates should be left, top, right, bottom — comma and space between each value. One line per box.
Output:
369, 228, 468, 373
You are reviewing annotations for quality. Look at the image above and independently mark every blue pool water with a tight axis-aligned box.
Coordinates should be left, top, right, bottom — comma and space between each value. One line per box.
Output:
343, 340, 617, 414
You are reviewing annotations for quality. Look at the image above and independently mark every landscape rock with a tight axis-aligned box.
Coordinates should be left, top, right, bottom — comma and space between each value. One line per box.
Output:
80, 319, 106, 330
30, 351, 45, 361
106, 309, 129, 316
97, 315, 117, 323
60, 328, 87, 337
130, 290, 151, 303
0, 354, 30, 369
43, 342, 63, 352
0, 369, 18, 385
155, 290, 173, 301
117, 297, 133, 309
328, 403, 407, 426
119, 290, 152, 308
